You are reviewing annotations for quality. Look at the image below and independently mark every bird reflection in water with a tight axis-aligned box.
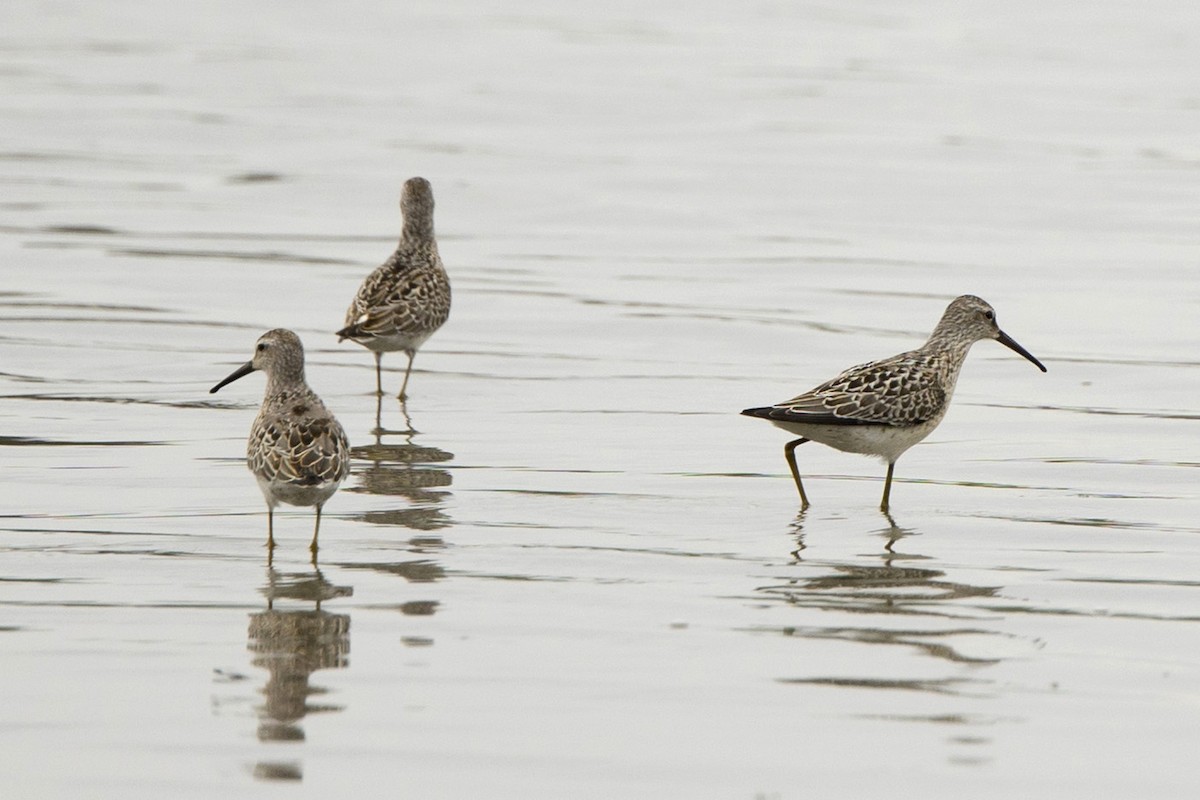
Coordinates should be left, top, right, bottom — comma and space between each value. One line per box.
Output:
766, 511, 1003, 674
343, 400, 450, 601
789, 510, 927, 562
351, 398, 454, 534
247, 567, 352, 782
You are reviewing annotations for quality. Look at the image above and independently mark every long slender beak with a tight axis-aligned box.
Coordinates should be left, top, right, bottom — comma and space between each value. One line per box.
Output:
996, 330, 1047, 372
209, 361, 257, 393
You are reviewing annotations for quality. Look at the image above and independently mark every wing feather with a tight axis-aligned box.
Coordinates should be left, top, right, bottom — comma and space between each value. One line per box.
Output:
248, 399, 350, 488
745, 350, 948, 427
338, 245, 450, 342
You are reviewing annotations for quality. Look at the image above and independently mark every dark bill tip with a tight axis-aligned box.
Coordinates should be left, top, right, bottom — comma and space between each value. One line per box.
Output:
996, 330, 1047, 373
209, 361, 257, 394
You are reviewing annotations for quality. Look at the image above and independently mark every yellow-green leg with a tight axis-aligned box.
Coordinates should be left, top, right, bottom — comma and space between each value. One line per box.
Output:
266, 507, 276, 566
880, 462, 896, 513
309, 504, 323, 563
398, 349, 416, 400
784, 438, 811, 509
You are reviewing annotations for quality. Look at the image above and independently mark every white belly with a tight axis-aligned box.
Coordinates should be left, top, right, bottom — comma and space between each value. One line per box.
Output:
256, 475, 343, 509
355, 330, 433, 354
767, 418, 942, 464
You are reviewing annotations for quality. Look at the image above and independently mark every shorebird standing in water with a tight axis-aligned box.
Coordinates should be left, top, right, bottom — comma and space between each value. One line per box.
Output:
336, 177, 451, 401
211, 329, 350, 560
742, 295, 1046, 511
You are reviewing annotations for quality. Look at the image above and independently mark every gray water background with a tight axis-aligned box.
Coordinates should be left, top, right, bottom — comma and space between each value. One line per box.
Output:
2, 1, 1199, 797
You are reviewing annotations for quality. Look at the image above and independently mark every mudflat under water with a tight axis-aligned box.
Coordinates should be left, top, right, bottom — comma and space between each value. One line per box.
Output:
2, 1, 1199, 797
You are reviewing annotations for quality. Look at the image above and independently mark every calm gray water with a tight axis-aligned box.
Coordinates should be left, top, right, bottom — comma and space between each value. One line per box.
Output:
3, 1, 1199, 797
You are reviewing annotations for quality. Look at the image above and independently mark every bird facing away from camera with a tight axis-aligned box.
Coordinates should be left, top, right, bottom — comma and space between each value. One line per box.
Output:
336, 177, 451, 400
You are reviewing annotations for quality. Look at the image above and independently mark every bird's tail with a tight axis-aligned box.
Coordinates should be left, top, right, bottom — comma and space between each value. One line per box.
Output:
335, 323, 361, 342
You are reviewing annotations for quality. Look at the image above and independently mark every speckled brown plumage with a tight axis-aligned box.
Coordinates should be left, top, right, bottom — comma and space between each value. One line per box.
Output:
742, 295, 1046, 511
211, 328, 350, 560
751, 348, 954, 428
247, 394, 350, 490
336, 177, 451, 400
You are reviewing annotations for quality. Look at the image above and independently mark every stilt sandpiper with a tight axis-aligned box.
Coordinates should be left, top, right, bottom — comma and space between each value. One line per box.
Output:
742, 295, 1046, 511
211, 329, 351, 559
336, 177, 451, 400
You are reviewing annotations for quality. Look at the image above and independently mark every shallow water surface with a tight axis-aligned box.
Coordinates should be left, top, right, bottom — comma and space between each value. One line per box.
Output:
2, 1, 1200, 797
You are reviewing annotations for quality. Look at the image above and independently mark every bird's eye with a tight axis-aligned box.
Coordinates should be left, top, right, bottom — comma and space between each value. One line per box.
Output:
256, 342, 268, 352
984, 310, 994, 321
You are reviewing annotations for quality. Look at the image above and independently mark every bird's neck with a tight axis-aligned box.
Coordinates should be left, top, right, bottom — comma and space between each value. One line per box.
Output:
924, 321, 975, 361
920, 332, 975, 398
402, 216, 435, 243
264, 369, 306, 399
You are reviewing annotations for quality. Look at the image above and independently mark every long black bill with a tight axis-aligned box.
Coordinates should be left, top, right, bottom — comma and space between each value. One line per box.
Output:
996, 330, 1047, 373
209, 361, 257, 394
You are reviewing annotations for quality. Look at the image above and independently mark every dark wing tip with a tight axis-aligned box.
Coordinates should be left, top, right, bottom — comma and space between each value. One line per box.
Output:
743, 402, 892, 428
